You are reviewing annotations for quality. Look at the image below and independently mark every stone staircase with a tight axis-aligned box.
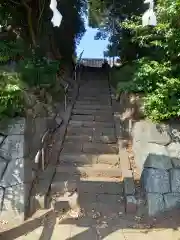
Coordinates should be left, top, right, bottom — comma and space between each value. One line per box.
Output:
49, 69, 126, 214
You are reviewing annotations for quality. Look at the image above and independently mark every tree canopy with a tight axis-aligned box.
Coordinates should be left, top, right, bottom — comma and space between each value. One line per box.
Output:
0, 0, 86, 60
88, 0, 180, 121
0, 0, 86, 119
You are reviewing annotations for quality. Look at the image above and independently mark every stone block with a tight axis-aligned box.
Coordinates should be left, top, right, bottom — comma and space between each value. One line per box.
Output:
170, 169, 180, 192
0, 118, 25, 135
124, 178, 135, 195
0, 134, 24, 160
168, 124, 180, 142
146, 193, 164, 216
125, 195, 137, 214
142, 168, 170, 193
167, 142, 180, 159
164, 193, 180, 210
132, 120, 171, 145
1, 157, 24, 187
171, 158, 180, 168
0, 157, 8, 180
0, 184, 25, 223
144, 150, 172, 170
133, 142, 171, 172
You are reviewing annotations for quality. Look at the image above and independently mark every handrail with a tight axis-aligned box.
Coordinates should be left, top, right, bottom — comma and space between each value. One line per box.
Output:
74, 50, 84, 82
60, 50, 84, 111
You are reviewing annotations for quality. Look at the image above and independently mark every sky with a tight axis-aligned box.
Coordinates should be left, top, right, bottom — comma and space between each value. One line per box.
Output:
76, 18, 109, 59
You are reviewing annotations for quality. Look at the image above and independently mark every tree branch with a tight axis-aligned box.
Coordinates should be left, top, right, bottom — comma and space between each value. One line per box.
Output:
37, 0, 46, 35
21, 0, 37, 47
9, 0, 21, 5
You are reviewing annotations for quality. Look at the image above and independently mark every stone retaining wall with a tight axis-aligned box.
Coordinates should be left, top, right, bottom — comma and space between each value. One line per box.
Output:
132, 120, 180, 216
0, 114, 62, 225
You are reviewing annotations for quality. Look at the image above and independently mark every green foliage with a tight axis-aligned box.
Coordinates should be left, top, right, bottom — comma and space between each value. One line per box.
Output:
0, 70, 24, 119
111, 63, 137, 88
110, 0, 180, 122
144, 77, 180, 121
0, 58, 64, 119
0, 0, 86, 120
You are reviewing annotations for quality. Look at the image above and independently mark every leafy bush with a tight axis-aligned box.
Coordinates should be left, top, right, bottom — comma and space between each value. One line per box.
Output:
116, 58, 171, 93
0, 70, 24, 119
144, 77, 180, 121
0, 56, 64, 119
113, 0, 180, 122
111, 62, 138, 88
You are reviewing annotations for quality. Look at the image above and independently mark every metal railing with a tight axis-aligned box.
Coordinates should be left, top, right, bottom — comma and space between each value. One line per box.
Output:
60, 50, 84, 111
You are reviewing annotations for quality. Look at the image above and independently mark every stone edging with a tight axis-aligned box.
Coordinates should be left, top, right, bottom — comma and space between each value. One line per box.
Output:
132, 120, 180, 216
32, 82, 80, 215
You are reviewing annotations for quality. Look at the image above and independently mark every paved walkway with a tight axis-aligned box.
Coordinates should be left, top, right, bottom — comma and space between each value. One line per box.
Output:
1, 68, 180, 239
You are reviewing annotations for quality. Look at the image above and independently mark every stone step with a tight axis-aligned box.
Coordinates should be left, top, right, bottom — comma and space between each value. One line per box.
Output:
75, 100, 110, 106
68, 120, 114, 128
72, 109, 113, 116
82, 142, 118, 154
71, 113, 114, 122
51, 173, 123, 196
61, 142, 118, 154
55, 164, 121, 180
74, 104, 111, 110
78, 90, 110, 94
77, 96, 110, 101
95, 114, 114, 122
66, 126, 93, 136
71, 114, 94, 121
65, 134, 117, 144
66, 126, 116, 139
59, 153, 120, 165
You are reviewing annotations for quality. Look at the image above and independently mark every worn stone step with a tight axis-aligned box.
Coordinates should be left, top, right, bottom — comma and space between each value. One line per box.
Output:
71, 113, 114, 122
51, 173, 123, 195
68, 120, 114, 128
82, 142, 118, 154
56, 164, 121, 179
65, 134, 117, 144
65, 134, 93, 142
74, 104, 111, 110
71, 114, 95, 121
79, 87, 109, 91
92, 135, 117, 143
72, 109, 113, 116
77, 96, 110, 101
75, 100, 110, 106
66, 126, 92, 136
95, 115, 114, 122
67, 125, 115, 133
61, 142, 83, 153
78, 92, 109, 96
78, 91, 110, 95
59, 153, 120, 165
